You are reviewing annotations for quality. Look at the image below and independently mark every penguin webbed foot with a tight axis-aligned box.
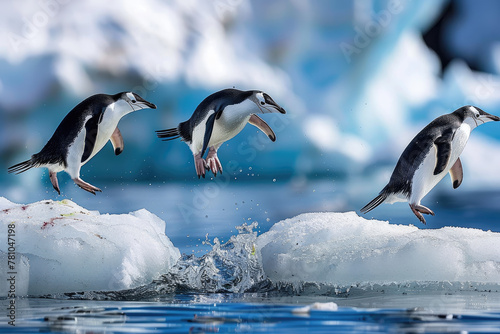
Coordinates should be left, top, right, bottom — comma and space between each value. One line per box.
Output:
49, 171, 61, 195
194, 149, 223, 178
73, 178, 102, 195
194, 153, 207, 179
409, 203, 435, 225
206, 148, 223, 177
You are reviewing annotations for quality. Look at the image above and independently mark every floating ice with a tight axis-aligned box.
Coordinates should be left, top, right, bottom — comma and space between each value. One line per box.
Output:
0, 197, 180, 297
292, 302, 339, 314
257, 212, 500, 287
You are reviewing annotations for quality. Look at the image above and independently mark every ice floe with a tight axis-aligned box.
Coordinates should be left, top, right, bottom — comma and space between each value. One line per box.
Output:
0, 197, 180, 297
2, 197, 500, 298
257, 212, 500, 287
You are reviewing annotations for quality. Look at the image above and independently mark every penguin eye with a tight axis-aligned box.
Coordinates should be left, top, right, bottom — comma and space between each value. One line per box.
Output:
132, 99, 137, 103
260, 101, 265, 105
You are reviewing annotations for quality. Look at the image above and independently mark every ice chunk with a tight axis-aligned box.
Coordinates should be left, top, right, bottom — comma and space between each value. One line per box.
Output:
0, 197, 180, 297
292, 302, 338, 314
257, 212, 500, 286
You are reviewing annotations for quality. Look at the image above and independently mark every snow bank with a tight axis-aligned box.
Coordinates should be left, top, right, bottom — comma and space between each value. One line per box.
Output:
257, 212, 500, 286
0, 197, 180, 296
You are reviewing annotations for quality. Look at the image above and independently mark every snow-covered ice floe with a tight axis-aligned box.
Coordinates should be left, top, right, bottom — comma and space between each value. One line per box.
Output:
0, 197, 180, 297
257, 212, 500, 288
2, 197, 500, 299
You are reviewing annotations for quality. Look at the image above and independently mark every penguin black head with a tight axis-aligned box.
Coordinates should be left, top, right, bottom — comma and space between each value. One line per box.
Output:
249, 91, 286, 114
117, 92, 157, 111
461, 105, 500, 127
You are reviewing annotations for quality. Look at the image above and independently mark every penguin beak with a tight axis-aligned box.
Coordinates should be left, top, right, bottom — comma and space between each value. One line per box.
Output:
139, 101, 157, 110
263, 93, 286, 114
478, 113, 500, 124
486, 114, 500, 122
132, 93, 157, 110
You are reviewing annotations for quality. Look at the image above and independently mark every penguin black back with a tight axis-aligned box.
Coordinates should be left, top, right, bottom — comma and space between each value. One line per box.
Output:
361, 109, 465, 214
33, 94, 117, 164
157, 89, 254, 143
385, 112, 463, 196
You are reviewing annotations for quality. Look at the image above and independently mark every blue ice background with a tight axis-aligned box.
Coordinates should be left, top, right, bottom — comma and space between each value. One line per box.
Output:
1, 0, 500, 245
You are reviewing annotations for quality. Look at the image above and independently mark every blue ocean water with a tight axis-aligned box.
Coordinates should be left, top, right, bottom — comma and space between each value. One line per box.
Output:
3, 299, 500, 333
2, 179, 500, 332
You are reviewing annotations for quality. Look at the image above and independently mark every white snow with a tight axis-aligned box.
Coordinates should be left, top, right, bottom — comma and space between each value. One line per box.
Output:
257, 212, 500, 287
0, 197, 180, 297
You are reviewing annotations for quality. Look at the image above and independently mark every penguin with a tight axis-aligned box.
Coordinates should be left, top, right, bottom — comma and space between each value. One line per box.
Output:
361, 105, 499, 224
8, 92, 157, 195
156, 88, 286, 178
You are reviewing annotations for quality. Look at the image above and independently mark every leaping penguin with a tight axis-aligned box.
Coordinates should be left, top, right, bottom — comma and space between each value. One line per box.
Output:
8, 92, 157, 194
156, 88, 286, 178
361, 105, 499, 224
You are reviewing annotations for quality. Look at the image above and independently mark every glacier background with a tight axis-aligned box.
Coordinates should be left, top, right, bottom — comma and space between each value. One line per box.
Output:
1, 0, 500, 216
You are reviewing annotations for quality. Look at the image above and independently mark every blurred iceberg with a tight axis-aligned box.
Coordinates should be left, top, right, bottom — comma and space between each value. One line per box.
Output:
2, 0, 500, 196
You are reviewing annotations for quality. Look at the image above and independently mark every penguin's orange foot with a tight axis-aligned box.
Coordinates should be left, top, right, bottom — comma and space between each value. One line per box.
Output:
206, 148, 223, 177
409, 203, 435, 225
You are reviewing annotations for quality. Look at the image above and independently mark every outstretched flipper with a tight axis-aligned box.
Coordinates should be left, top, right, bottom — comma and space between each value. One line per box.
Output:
433, 131, 454, 175
449, 157, 463, 189
360, 192, 388, 214
248, 114, 276, 141
110, 127, 124, 155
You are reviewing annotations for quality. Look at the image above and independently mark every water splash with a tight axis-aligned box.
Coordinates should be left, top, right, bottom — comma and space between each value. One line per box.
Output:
155, 222, 265, 293
53, 222, 266, 300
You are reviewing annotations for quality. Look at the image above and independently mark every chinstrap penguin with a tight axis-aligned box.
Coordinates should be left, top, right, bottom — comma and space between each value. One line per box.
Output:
8, 92, 157, 194
156, 88, 286, 178
361, 105, 499, 224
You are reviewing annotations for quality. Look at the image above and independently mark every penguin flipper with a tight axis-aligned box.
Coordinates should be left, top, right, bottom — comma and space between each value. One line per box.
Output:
248, 114, 276, 142
110, 127, 124, 155
449, 157, 463, 189
200, 111, 219, 157
81, 114, 100, 163
433, 134, 453, 175
360, 192, 388, 214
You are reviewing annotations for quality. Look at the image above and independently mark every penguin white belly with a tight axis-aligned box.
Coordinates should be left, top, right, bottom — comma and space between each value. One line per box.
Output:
210, 101, 254, 147
410, 123, 471, 204
209, 112, 251, 147
190, 101, 254, 154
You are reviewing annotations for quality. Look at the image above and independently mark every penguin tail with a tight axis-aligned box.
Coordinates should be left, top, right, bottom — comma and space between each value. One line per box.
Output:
8, 158, 37, 174
156, 127, 181, 141
360, 192, 388, 214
